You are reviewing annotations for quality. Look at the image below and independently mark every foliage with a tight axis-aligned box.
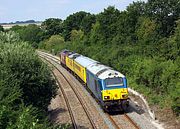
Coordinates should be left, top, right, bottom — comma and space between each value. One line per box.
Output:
10, 24, 43, 48
96, 6, 120, 43
136, 17, 159, 44
0, 25, 4, 32
0, 31, 20, 43
70, 29, 84, 41
1, 41, 57, 111
40, 35, 65, 54
63, 11, 95, 41
0, 32, 60, 128
88, 22, 104, 44
41, 18, 63, 39
146, 0, 180, 36
81, 14, 96, 34
10, 25, 24, 32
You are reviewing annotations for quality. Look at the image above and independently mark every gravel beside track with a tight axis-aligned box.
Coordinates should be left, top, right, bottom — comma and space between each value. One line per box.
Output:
48, 87, 72, 126
40, 55, 96, 129
40, 58, 73, 128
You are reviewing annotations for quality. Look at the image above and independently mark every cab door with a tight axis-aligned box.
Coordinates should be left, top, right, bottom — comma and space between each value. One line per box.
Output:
95, 79, 102, 100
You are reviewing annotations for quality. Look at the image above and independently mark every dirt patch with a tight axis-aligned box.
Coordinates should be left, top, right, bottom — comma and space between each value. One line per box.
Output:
152, 106, 180, 129
129, 91, 180, 129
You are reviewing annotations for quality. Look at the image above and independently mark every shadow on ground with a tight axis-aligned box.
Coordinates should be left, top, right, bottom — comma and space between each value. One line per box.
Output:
48, 107, 67, 122
49, 108, 90, 129
108, 99, 145, 115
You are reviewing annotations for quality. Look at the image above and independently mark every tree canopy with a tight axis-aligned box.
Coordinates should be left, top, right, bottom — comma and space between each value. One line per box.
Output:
0, 25, 4, 32
41, 18, 63, 38
63, 11, 95, 40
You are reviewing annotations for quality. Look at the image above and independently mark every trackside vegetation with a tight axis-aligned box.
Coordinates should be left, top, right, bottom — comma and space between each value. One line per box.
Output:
9, 0, 179, 120
0, 31, 69, 128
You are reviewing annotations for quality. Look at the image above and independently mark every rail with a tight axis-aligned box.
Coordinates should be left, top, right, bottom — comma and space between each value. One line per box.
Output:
39, 52, 97, 129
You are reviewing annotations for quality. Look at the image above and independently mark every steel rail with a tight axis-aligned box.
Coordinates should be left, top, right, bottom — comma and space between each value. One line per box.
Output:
40, 55, 78, 129
39, 53, 97, 129
106, 114, 121, 129
124, 114, 140, 129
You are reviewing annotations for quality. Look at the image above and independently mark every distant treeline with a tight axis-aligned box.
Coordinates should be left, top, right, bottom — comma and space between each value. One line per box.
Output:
2, 0, 180, 117
0, 20, 41, 25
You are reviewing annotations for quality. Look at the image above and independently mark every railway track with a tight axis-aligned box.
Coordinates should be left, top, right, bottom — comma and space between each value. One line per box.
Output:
38, 51, 140, 129
106, 113, 140, 129
52, 70, 77, 129
39, 52, 97, 129
124, 113, 139, 129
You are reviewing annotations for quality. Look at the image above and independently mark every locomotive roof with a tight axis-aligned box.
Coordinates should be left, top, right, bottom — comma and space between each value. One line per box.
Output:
75, 56, 98, 67
68, 53, 81, 59
98, 69, 125, 79
87, 63, 125, 79
61, 51, 73, 56
61, 49, 70, 53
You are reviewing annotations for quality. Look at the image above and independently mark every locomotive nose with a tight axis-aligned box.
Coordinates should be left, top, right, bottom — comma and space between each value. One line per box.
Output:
103, 89, 126, 100
109, 91, 120, 100
115, 94, 118, 98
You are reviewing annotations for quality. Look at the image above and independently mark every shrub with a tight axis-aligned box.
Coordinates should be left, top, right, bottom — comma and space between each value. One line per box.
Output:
0, 31, 59, 128
0, 42, 57, 111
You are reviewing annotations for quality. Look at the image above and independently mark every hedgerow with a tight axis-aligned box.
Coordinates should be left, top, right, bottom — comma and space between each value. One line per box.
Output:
0, 32, 61, 128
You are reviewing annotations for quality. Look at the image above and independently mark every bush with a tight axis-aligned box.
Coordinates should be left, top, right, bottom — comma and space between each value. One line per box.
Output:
40, 35, 65, 54
0, 42, 57, 111
0, 32, 59, 128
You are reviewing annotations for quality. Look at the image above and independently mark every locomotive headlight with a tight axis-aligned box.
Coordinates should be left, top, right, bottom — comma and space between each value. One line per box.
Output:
104, 96, 110, 99
122, 94, 128, 98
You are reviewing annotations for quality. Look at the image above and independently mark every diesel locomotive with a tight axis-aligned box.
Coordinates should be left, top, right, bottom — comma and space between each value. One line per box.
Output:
59, 49, 129, 112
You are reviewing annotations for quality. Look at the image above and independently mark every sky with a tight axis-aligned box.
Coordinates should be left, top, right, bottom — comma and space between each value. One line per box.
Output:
0, 0, 145, 23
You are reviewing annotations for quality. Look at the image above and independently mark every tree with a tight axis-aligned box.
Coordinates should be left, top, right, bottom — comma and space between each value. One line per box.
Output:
63, 11, 94, 41
159, 19, 180, 60
81, 14, 96, 34
17, 24, 43, 48
113, 1, 146, 44
0, 31, 58, 128
10, 25, 24, 32
0, 42, 57, 111
0, 25, 4, 32
136, 17, 159, 44
11, 24, 43, 47
146, 0, 180, 36
0, 31, 20, 44
96, 6, 120, 43
44, 35, 65, 53
41, 18, 63, 38
70, 30, 84, 41
89, 21, 103, 44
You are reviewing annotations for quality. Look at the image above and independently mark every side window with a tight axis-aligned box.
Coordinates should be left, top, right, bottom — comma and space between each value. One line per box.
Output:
94, 79, 98, 92
74, 63, 81, 71
87, 73, 89, 82
98, 80, 102, 91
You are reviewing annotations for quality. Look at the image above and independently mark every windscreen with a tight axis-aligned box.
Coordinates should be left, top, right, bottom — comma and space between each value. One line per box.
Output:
105, 77, 123, 87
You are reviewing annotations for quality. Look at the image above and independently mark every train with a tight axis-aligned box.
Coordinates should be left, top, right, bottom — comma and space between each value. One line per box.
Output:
59, 49, 129, 112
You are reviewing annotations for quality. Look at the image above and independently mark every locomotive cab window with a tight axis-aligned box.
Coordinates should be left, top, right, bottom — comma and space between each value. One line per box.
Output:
105, 77, 123, 87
